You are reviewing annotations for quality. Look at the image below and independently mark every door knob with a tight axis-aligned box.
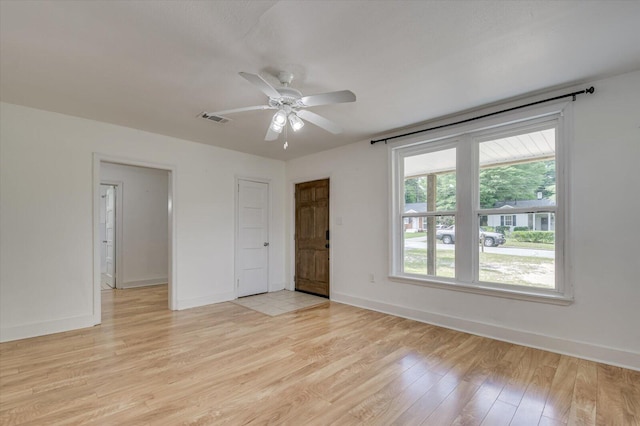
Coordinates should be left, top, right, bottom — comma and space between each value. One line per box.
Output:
264, 242, 269, 247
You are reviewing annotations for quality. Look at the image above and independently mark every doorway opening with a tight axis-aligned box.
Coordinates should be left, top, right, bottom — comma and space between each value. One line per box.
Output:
93, 155, 176, 325
294, 178, 330, 298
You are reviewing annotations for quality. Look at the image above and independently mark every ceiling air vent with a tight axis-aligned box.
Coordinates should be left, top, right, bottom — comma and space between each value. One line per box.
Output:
199, 111, 231, 124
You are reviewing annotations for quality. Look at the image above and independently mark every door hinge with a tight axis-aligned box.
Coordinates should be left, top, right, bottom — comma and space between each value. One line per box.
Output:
237, 279, 239, 288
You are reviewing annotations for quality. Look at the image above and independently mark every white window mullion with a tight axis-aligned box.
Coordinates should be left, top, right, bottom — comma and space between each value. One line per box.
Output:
456, 136, 474, 283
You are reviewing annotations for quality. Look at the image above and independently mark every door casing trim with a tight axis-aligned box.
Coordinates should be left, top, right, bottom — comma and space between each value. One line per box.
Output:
93, 153, 177, 324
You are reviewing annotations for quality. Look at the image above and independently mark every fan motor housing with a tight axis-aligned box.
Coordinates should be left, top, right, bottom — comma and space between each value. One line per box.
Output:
275, 87, 303, 104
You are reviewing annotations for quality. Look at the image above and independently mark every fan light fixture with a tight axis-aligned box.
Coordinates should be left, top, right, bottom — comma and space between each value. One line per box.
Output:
270, 110, 304, 134
270, 110, 287, 133
288, 113, 304, 131
273, 110, 287, 126
270, 121, 284, 133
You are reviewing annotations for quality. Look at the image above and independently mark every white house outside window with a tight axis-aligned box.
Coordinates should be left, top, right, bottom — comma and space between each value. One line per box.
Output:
391, 102, 572, 304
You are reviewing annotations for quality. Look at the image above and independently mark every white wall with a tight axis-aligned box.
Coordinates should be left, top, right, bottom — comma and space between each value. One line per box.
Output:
286, 70, 640, 370
101, 163, 169, 288
0, 102, 286, 341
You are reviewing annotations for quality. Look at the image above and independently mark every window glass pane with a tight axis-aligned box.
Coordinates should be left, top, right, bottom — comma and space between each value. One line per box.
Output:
478, 214, 555, 289
404, 148, 456, 212
478, 128, 556, 210
403, 216, 455, 278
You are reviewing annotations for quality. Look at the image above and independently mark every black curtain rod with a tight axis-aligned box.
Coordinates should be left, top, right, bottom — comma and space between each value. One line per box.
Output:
370, 86, 595, 145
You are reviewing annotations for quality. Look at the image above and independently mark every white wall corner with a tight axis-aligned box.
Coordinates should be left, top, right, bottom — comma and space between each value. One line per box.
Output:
332, 291, 640, 371
269, 282, 287, 292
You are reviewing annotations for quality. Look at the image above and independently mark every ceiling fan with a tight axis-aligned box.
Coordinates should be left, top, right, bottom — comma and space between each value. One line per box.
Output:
204, 71, 356, 144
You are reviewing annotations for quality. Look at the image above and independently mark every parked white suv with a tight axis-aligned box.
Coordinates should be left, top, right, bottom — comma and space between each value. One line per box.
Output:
436, 226, 506, 247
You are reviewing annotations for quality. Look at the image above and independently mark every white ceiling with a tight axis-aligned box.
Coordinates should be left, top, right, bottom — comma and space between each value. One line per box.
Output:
1, 1, 639, 161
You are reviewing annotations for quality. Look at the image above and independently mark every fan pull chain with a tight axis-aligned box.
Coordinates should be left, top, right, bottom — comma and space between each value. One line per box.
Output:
284, 123, 288, 150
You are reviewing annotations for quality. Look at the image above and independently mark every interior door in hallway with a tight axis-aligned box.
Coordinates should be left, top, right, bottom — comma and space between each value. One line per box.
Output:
237, 179, 269, 297
295, 179, 330, 297
102, 184, 116, 288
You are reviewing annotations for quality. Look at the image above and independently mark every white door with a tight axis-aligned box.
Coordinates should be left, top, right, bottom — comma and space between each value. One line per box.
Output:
100, 185, 108, 276
104, 185, 116, 288
237, 180, 269, 297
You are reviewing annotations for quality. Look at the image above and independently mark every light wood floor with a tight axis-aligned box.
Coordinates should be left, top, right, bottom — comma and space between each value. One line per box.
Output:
1, 286, 638, 425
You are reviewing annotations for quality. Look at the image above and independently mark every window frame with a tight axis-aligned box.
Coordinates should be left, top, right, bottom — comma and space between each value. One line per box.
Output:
389, 101, 573, 304
398, 139, 459, 280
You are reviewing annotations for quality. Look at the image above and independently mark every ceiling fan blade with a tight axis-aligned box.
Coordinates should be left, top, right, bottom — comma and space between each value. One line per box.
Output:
297, 110, 343, 134
239, 72, 281, 99
265, 126, 280, 141
208, 105, 273, 116
300, 90, 356, 107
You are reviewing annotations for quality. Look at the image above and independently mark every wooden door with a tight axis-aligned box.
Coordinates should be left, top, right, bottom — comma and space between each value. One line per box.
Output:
295, 179, 330, 297
237, 179, 269, 297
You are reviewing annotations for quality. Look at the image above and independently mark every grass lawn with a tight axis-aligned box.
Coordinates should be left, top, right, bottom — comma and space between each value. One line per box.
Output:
478, 252, 554, 288
404, 232, 426, 239
404, 248, 454, 278
403, 247, 554, 288
501, 240, 554, 251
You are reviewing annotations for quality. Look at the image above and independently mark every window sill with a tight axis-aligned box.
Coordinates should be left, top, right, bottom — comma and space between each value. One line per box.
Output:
389, 275, 573, 305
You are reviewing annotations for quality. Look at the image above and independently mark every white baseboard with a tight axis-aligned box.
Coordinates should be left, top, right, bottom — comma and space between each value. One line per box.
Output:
176, 291, 236, 310
120, 277, 168, 289
0, 314, 95, 343
269, 282, 287, 292
332, 291, 640, 371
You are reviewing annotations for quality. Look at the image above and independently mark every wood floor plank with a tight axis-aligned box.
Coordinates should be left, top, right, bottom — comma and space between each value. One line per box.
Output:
497, 346, 557, 408
0, 285, 638, 425
353, 368, 445, 424
597, 363, 640, 425
421, 379, 481, 425
509, 363, 556, 425
451, 380, 505, 426
391, 373, 461, 424
567, 360, 597, 426
480, 400, 517, 426
346, 359, 431, 422
542, 355, 579, 423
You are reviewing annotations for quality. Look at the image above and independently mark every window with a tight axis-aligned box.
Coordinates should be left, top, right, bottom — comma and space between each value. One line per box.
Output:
391, 102, 572, 303
401, 145, 457, 278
